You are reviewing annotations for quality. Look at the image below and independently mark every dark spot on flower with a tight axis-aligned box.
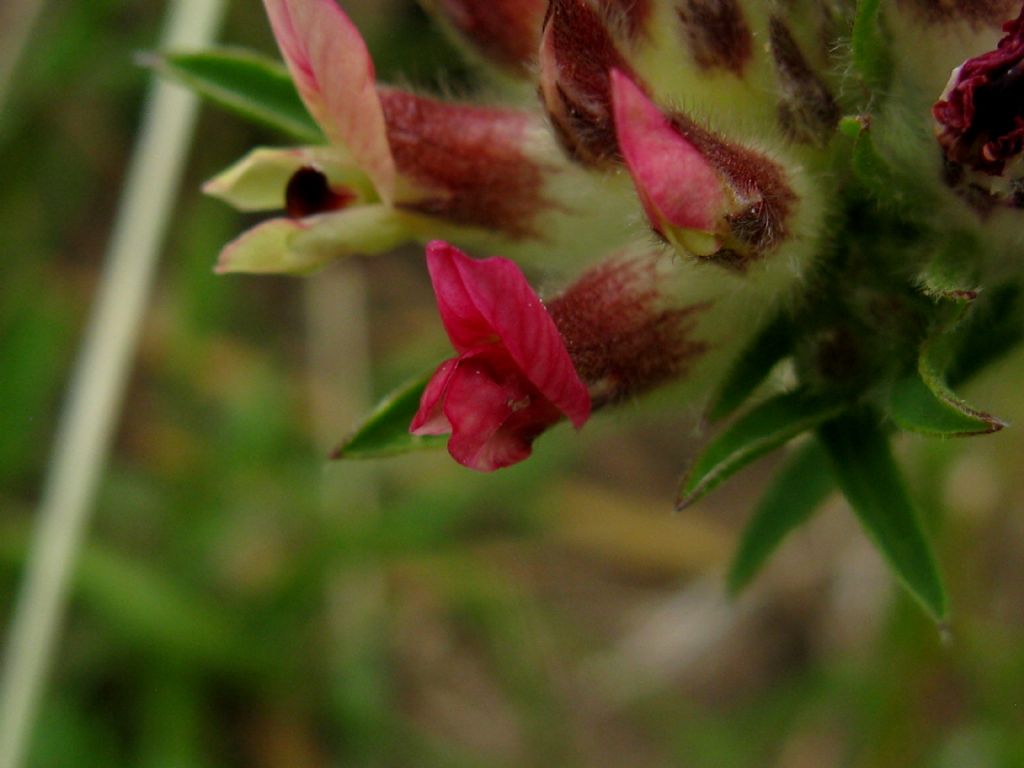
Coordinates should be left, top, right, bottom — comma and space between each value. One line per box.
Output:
285, 167, 355, 219
379, 89, 548, 239
768, 16, 840, 145
547, 257, 711, 407
675, 0, 753, 75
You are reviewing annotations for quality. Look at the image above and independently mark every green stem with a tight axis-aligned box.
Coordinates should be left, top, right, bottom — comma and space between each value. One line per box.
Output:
0, 2, 226, 766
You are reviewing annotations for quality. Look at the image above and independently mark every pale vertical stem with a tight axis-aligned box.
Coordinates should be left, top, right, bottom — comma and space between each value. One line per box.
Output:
304, 263, 388, 731
305, 263, 378, 511
0, 0, 46, 118
0, 2, 227, 766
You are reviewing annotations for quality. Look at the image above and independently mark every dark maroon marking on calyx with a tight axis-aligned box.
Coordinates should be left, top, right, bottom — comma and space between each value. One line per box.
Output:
379, 89, 547, 239
547, 258, 710, 407
768, 16, 840, 145
675, 0, 753, 75
285, 167, 356, 218
541, 0, 638, 166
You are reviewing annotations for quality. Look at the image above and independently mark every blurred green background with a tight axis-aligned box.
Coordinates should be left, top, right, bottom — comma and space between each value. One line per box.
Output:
2, 1, 1024, 766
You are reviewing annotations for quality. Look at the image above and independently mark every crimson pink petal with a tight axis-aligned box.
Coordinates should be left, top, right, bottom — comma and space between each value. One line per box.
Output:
425, 242, 591, 428
441, 357, 534, 471
610, 70, 725, 235
410, 358, 458, 435
423, 241, 498, 352
262, 0, 396, 201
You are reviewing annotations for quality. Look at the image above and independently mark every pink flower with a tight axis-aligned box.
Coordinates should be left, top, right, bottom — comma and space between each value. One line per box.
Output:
410, 242, 591, 471
208, 0, 555, 275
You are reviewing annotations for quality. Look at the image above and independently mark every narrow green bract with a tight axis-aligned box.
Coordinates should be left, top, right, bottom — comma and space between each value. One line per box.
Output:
332, 371, 448, 459
151, 49, 322, 143
727, 439, 835, 594
818, 409, 948, 621
678, 392, 845, 510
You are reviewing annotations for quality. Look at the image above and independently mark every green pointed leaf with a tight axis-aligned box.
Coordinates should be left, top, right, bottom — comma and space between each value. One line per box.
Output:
728, 439, 835, 594
889, 371, 1004, 436
332, 370, 448, 460
851, 0, 892, 90
707, 314, 794, 423
148, 48, 323, 143
678, 392, 846, 510
890, 296, 1006, 436
818, 408, 948, 620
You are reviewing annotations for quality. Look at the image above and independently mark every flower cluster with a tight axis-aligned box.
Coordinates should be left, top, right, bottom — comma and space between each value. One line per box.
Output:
178, 0, 1024, 616
201, 0, 1024, 480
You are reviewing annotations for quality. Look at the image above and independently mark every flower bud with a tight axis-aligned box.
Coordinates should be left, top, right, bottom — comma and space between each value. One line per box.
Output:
538, 0, 638, 166
610, 71, 727, 256
610, 70, 798, 267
